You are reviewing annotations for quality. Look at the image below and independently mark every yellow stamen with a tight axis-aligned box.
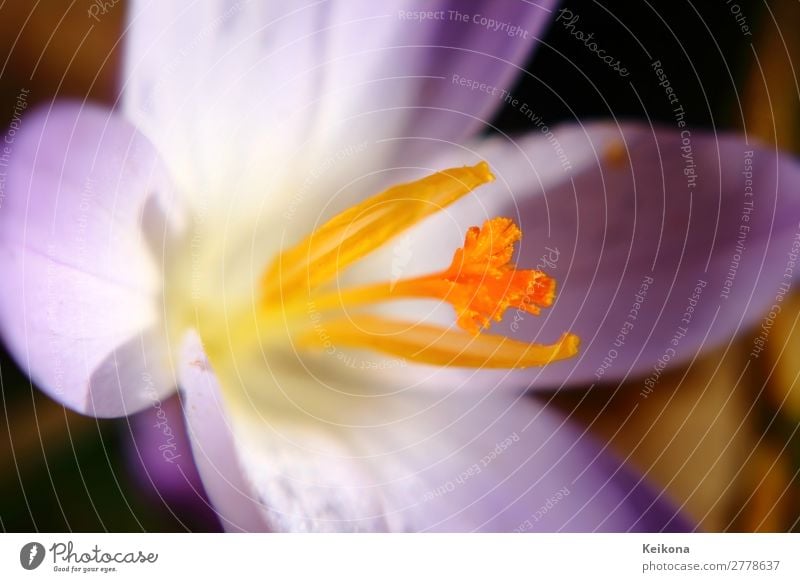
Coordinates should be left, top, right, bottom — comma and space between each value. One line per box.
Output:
296, 315, 579, 369
262, 162, 494, 304
260, 162, 579, 369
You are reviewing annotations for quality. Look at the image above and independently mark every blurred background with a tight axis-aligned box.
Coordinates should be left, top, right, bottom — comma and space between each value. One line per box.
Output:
0, 0, 798, 532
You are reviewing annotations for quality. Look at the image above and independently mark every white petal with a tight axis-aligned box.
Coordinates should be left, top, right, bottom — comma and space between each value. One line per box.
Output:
121, 1, 557, 209
178, 330, 268, 531
178, 332, 689, 531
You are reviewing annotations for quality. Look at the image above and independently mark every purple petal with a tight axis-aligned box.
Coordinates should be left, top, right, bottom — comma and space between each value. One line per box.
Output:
176, 331, 690, 532
0, 103, 181, 416
121, 1, 557, 200
125, 394, 221, 531
485, 123, 800, 388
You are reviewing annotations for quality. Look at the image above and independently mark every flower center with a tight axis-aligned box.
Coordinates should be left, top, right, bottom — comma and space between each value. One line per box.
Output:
256, 162, 579, 369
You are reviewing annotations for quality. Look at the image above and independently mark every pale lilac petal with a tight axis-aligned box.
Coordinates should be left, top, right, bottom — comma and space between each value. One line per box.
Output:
348, 391, 691, 532
85, 327, 176, 416
483, 123, 800, 388
0, 103, 181, 416
121, 1, 557, 202
177, 333, 690, 532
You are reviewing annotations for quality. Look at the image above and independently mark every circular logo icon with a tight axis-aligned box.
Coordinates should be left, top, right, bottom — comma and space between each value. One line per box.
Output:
19, 542, 46, 570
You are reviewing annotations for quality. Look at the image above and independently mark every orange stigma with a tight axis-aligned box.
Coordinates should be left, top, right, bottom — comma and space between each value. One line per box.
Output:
392, 217, 556, 335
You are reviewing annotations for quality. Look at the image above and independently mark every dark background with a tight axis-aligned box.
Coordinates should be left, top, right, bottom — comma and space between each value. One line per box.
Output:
1, 0, 798, 531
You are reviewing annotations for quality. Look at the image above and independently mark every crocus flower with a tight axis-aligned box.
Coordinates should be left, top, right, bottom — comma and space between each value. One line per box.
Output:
2, 1, 798, 532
